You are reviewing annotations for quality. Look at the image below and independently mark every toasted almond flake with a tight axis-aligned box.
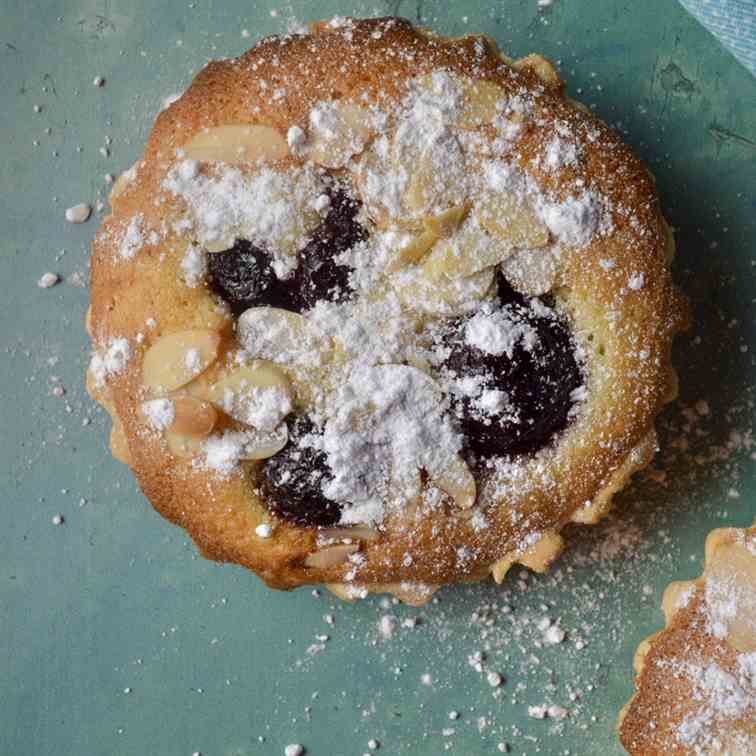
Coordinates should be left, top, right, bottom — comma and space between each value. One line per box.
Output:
305, 544, 360, 569
169, 395, 218, 437
236, 424, 289, 460
476, 193, 550, 248
65, 203, 91, 223
384, 229, 438, 273
307, 101, 374, 168
183, 124, 288, 164
237, 307, 330, 366
318, 526, 380, 542
165, 428, 207, 459
142, 330, 221, 393
392, 264, 495, 316
199, 360, 292, 430
430, 454, 476, 509
457, 79, 508, 128
425, 204, 469, 238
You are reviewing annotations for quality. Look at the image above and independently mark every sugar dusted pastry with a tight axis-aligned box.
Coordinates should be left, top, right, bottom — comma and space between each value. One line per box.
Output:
86, 17, 686, 601
618, 524, 756, 755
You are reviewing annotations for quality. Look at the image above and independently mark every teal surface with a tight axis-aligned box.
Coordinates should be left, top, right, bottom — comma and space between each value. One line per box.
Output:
2, 2, 755, 755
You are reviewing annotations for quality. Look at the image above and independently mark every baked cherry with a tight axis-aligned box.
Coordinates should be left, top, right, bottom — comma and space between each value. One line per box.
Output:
439, 273, 582, 459
206, 239, 296, 315
294, 189, 367, 309
206, 190, 367, 316
259, 415, 342, 527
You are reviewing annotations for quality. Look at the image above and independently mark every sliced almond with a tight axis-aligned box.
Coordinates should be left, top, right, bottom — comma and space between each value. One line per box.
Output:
236, 424, 289, 460
183, 124, 289, 164
142, 329, 221, 393
318, 526, 380, 542
200, 360, 292, 430
384, 229, 438, 273
392, 265, 495, 316
476, 193, 549, 248
237, 307, 330, 366
84, 305, 94, 337
170, 395, 218, 437
403, 142, 467, 217
304, 543, 360, 569
429, 454, 476, 510
500, 245, 558, 296
204, 237, 237, 254
425, 204, 469, 238
307, 101, 374, 168
165, 429, 206, 458
423, 219, 512, 279
458, 79, 509, 128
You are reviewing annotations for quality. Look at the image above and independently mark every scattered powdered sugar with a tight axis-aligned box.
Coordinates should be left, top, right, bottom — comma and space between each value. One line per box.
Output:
219, 383, 292, 431
541, 135, 579, 170
163, 162, 324, 278
118, 214, 146, 260
200, 426, 288, 476
180, 243, 206, 287
358, 71, 467, 222
310, 294, 412, 368
255, 523, 273, 538
482, 159, 611, 248
65, 203, 91, 223
464, 303, 539, 357
675, 658, 756, 753
89, 338, 131, 387
37, 272, 60, 289
184, 348, 202, 375
312, 364, 462, 525
141, 399, 175, 431
200, 431, 250, 476
704, 568, 756, 642
627, 272, 645, 291
237, 308, 327, 367
535, 191, 609, 248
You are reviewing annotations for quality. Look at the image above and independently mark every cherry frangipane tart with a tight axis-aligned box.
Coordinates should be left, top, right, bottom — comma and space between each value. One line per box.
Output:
86, 17, 687, 602
618, 524, 756, 755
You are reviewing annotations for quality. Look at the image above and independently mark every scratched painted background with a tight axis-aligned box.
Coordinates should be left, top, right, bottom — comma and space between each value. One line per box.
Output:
1, 1, 755, 755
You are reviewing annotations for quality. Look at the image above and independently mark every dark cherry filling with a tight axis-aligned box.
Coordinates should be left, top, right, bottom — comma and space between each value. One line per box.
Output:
294, 190, 367, 310
206, 189, 366, 315
207, 239, 296, 315
440, 273, 582, 459
259, 415, 342, 528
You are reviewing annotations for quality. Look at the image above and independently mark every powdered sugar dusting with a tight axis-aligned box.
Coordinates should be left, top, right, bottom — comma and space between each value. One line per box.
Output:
313, 364, 463, 525
464, 303, 539, 357
164, 163, 324, 278
89, 338, 131, 387
142, 398, 175, 430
